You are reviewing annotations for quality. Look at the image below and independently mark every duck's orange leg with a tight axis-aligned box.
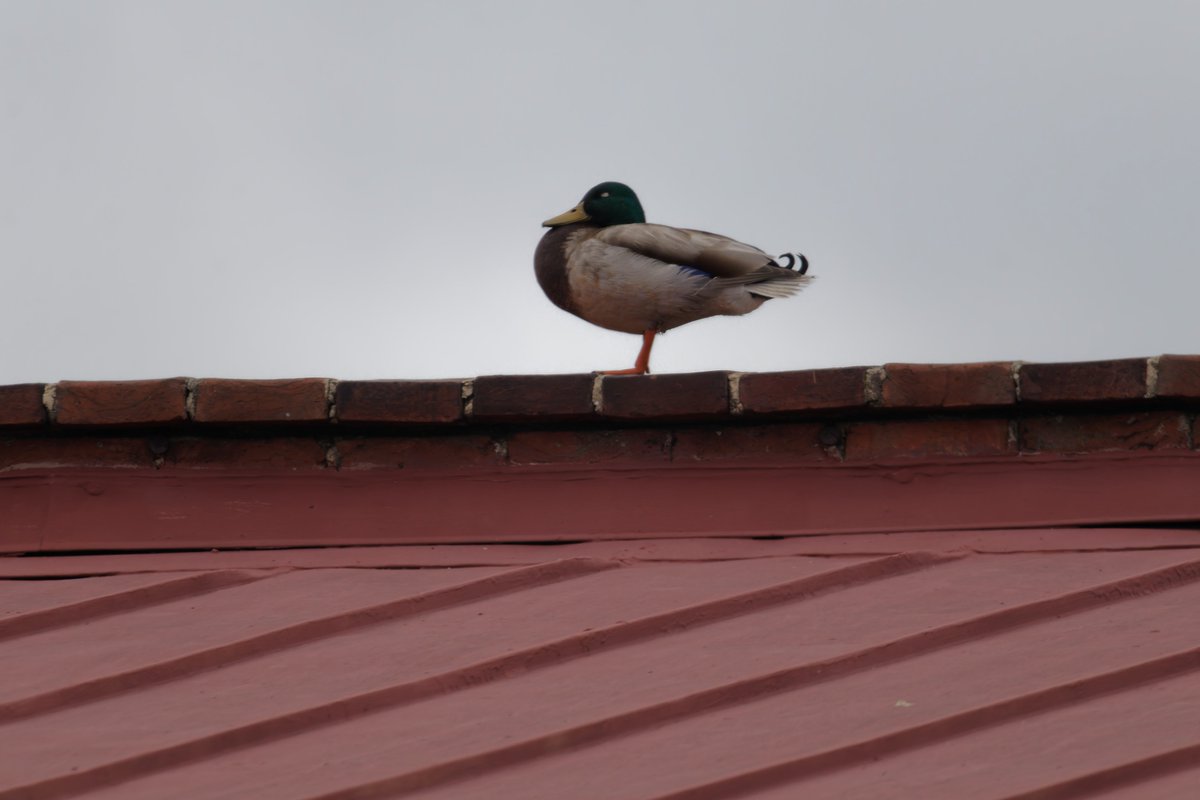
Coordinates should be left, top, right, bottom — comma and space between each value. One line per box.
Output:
599, 329, 655, 375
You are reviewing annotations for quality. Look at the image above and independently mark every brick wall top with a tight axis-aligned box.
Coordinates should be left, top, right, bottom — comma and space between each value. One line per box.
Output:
2, 356, 1199, 470
5, 357, 1195, 429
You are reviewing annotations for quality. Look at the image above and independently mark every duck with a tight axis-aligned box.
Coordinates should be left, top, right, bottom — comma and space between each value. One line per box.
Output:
535, 181, 813, 374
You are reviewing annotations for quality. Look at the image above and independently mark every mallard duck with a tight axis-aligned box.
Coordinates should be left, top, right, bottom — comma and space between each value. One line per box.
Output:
535, 181, 813, 374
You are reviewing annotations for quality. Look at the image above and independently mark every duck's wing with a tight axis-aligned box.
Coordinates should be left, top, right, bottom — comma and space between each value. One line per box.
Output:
595, 224, 776, 278
595, 223, 812, 299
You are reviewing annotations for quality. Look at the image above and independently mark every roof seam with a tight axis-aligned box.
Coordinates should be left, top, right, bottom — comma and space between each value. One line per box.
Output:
4, 553, 951, 798
0, 558, 614, 725
647, 646, 1200, 800
0, 570, 270, 642
996, 739, 1200, 800
231, 555, 1200, 800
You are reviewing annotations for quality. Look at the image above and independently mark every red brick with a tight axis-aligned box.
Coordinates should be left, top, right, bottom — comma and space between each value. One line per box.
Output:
471, 374, 594, 421
507, 429, 671, 466
193, 379, 328, 423
1019, 359, 1147, 404
1019, 412, 1188, 454
163, 438, 328, 469
55, 379, 187, 426
882, 362, 1014, 409
738, 367, 869, 414
845, 419, 1012, 461
0, 437, 155, 470
336, 435, 503, 470
1154, 355, 1200, 399
335, 380, 463, 424
599, 372, 730, 420
0, 384, 46, 427
673, 423, 839, 463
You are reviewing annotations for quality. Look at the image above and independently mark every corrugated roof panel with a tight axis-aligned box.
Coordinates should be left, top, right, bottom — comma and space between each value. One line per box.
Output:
2, 566, 523, 714
731, 674, 1200, 800
0, 571, 213, 623
397, 569, 1200, 799
2, 541, 1197, 799
2, 556, 865, 791
1082, 764, 1200, 800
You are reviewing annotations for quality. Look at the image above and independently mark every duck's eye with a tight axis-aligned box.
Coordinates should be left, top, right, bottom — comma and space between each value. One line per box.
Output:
599, 192, 610, 198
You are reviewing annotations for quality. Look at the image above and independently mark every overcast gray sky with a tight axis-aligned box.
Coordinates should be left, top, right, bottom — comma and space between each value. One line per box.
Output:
2, 1, 1197, 383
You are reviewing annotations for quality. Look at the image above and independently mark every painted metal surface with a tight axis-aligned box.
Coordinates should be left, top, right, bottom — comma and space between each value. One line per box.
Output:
7, 451, 1200, 551
3, 532, 1199, 799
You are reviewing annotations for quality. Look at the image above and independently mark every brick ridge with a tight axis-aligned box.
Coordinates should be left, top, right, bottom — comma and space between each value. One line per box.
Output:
2, 357, 1199, 430
1, 357, 1199, 472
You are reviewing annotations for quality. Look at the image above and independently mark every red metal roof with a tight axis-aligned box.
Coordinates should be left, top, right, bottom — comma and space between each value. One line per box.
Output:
3, 534, 1200, 798
3, 358, 1200, 798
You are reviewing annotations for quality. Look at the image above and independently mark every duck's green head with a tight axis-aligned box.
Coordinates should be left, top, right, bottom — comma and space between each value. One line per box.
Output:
543, 181, 646, 228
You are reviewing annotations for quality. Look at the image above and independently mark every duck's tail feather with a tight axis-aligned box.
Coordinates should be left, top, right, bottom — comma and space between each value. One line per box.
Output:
747, 251, 813, 299
771, 253, 810, 275
746, 273, 815, 299
712, 248, 814, 298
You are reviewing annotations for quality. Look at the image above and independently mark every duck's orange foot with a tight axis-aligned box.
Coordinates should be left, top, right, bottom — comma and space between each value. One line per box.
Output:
597, 366, 650, 376
596, 329, 656, 376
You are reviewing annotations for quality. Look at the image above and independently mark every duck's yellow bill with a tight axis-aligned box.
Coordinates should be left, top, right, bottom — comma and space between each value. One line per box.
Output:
542, 203, 589, 227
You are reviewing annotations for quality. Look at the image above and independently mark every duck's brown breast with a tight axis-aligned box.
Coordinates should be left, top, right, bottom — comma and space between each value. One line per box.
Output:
534, 223, 598, 316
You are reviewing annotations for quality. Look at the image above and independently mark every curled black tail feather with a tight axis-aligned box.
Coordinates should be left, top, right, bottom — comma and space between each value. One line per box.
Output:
774, 253, 810, 275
